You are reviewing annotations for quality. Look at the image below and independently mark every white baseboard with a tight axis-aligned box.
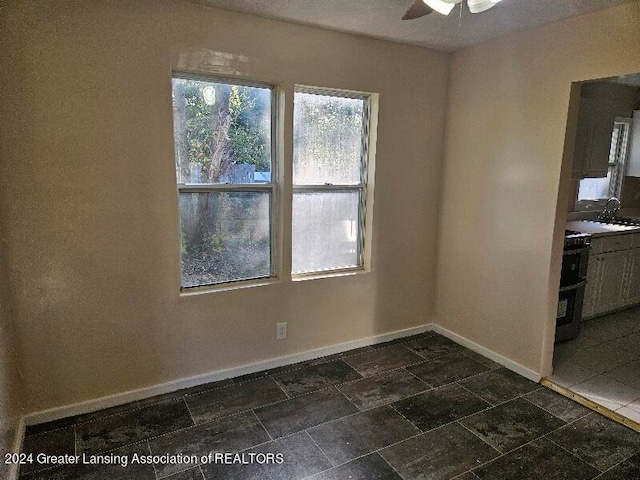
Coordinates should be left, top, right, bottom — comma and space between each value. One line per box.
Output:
25, 322, 542, 427
9, 416, 25, 480
431, 325, 542, 382
25, 324, 432, 426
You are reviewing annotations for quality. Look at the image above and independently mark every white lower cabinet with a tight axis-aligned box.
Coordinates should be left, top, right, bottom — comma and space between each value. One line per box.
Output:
583, 253, 599, 318
584, 233, 640, 319
624, 248, 640, 305
592, 250, 629, 316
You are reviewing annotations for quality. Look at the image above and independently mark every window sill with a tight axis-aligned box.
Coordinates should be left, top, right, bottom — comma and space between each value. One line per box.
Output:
292, 267, 368, 282
179, 277, 280, 297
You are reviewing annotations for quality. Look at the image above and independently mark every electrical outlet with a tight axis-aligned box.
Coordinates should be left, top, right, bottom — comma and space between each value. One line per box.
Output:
276, 322, 287, 340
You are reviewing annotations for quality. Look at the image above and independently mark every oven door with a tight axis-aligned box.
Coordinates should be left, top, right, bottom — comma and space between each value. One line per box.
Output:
561, 246, 590, 287
555, 280, 586, 342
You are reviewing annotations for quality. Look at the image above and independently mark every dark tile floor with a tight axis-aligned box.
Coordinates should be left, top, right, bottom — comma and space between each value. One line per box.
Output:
19, 332, 640, 480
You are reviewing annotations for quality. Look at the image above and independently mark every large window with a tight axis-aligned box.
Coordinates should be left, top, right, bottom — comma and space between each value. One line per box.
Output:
577, 118, 631, 204
292, 89, 370, 275
172, 76, 275, 289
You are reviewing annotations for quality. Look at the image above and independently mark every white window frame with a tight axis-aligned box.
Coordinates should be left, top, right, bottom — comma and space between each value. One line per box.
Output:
172, 73, 279, 292
575, 117, 632, 212
291, 86, 372, 278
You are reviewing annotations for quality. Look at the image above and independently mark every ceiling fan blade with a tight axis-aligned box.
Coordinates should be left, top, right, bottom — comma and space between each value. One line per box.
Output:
402, 0, 433, 20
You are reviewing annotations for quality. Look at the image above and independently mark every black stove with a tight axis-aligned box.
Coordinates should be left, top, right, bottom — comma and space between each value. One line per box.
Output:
556, 229, 592, 342
564, 230, 591, 248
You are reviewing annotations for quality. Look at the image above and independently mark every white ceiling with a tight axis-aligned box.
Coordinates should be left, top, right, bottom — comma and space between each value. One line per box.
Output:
192, 0, 636, 51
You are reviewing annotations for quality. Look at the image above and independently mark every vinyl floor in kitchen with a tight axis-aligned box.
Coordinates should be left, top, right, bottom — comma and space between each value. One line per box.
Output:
551, 306, 640, 422
20, 331, 640, 480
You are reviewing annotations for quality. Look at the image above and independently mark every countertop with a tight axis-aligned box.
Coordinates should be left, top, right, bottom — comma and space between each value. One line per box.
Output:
567, 220, 640, 237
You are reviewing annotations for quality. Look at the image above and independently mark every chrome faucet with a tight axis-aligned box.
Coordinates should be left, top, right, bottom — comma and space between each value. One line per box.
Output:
597, 197, 621, 222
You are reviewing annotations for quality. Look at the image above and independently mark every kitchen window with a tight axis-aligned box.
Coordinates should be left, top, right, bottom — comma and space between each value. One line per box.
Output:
292, 88, 371, 275
172, 75, 276, 289
576, 118, 632, 206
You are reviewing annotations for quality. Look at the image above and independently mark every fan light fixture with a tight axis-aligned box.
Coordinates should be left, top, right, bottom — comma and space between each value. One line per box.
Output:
467, 0, 503, 14
423, 0, 459, 16
407, 0, 503, 19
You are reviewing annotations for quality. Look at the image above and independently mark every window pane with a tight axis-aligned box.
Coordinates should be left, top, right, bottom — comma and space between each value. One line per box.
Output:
577, 171, 612, 200
179, 192, 271, 287
292, 191, 360, 274
293, 92, 364, 185
172, 78, 272, 184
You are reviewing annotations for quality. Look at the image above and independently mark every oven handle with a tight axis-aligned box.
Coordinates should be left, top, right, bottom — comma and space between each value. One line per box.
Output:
562, 246, 591, 256
559, 280, 587, 292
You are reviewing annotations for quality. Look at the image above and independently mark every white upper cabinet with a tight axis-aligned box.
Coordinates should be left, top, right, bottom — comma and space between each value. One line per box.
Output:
572, 97, 613, 178
570, 83, 640, 180
626, 110, 640, 177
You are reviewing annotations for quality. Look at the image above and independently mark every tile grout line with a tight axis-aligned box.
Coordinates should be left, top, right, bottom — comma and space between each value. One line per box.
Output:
541, 412, 640, 476
61, 363, 541, 469
379, 454, 408, 480
548, 363, 603, 391
542, 434, 605, 473
146, 439, 160, 480
555, 314, 640, 427
251, 410, 274, 442
403, 368, 435, 390
68, 409, 265, 461
232, 332, 434, 385
303, 430, 336, 468
67, 396, 186, 430
456, 411, 598, 477
520, 391, 592, 424
455, 420, 504, 455
20, 333, 447, 437
23, 423, 76, 438
593, 453, 640, 478
157, 464, 203, 480
407, 384, 591, 473
16, 340, 520, 480
305, 412, 517, 480
388, 402, 421, 429
18, 439, 153, 478
451, 470, 482, 480
599, 371, 640, 405
333, 384, 366, 412
455, 382, 502, 407
269, 375, 291, 399
144, 378, 545, 479
28, 333, 584, 480
182, 397, 197, 427
191, 357, 543, 471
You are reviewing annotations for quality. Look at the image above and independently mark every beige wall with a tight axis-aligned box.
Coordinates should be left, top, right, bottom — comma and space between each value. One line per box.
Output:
0, 218, 24, 467
436, 2, 640, 376
0, 0, 449, 413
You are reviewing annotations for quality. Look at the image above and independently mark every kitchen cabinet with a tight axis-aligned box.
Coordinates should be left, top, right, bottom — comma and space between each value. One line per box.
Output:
571, 97, 613, 178
584, 233, 640, 318
592, 250, 629, 316
583, 253, 599, 318
570, 83, 639, 180
626, 110, 640, 177
625, 248, 640, 304
571, 97, 615, 179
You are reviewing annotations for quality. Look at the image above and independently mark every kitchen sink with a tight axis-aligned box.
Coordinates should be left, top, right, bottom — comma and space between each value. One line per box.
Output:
596, 217, 640, 227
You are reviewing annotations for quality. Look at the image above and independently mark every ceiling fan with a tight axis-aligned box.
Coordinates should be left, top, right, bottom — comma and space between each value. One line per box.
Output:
403, 0, 503, 20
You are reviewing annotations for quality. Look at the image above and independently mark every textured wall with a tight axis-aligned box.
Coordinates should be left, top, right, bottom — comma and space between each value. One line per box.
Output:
436, 2, 640, 376
0, 209, 24, 470
1, 0, 449, 413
